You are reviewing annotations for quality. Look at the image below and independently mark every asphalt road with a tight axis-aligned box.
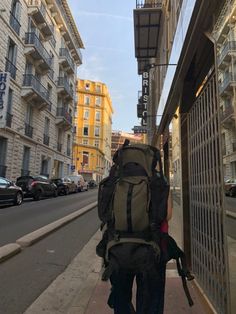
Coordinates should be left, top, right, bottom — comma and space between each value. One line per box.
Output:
0, 189, 98, 246
0, 201, 100, 314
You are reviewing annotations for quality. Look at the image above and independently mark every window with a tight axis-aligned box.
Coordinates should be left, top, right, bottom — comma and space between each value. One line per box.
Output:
22, 146, 30, 175
67, 134, 71, 156
83, 125, 89, 136
95, 111, 101, 122
83, 139, 88, 145
84, 96, 90, 105
41, 156, 49, 177
10, 0, 21, 35
96, 84, 101, 93
48, 84, 52, 110
82, 151, 89, 165
5, 38, 18, 79
95, 96, 101, 106
84, 109, 89, 120
95, 126, 100, 137
0, 137, 7, 177
7, 89, 13, 113
94, 140, 99, 148
85, 83, 90, 90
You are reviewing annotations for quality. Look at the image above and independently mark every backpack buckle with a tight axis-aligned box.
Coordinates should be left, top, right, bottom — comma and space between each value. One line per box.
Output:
114, 232, 120, 242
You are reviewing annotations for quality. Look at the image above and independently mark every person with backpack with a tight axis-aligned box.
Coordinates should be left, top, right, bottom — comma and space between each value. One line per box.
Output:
96, 141, 194, 314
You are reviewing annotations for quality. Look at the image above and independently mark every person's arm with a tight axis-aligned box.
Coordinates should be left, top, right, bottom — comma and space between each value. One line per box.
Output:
166, 192, 173, 221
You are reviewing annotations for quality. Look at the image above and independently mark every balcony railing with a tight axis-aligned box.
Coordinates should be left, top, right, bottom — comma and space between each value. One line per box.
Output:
25, 32, 52, 68
23, 74, 50, 102
5, 58, 17, 79
56, 107, 73, 124
218, 41, 236, 66
136, 0, 162, 9
21, 169, 30, 176
43, 134, 50, 146
220, 105, 234, 122
6, 112, 13, 128
0, 165, 7, 177
59, 48, 75, 73
25, 123, 33, 138
219, 74, 236, 94
57, 77, 74, 99
9, 11, 21, 35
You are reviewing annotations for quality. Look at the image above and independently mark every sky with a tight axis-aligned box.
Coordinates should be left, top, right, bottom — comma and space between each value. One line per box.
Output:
67, 0, 141, 132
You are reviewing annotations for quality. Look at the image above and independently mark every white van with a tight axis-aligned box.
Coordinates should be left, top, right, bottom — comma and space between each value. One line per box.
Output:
66, 175, 88, 192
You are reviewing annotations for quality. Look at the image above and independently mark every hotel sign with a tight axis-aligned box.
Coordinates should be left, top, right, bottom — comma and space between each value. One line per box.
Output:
141, 71, 149, 126
0, 72, 10, 129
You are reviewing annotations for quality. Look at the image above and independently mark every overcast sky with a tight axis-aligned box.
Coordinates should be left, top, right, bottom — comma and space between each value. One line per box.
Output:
67, 0, 141, 132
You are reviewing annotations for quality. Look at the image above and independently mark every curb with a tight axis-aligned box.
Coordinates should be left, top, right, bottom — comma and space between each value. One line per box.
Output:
0, 202, 97, 263
16, 202, 97, 247
0, 243, 21, 263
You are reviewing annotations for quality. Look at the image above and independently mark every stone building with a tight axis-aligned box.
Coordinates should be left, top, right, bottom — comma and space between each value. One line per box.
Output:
0, 0, 83, 180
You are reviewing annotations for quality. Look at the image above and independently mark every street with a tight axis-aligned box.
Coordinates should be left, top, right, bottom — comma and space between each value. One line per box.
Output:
0, 190, 100, 314
0, 189, 97, 246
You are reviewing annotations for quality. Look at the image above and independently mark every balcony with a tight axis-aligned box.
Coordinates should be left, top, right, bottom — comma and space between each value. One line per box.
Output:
28, 0, 54, 37
5, 58, 17, 79
57, 77, 74, 100
56, 107, 73, 130
22, 74, 51, 110
25, 123, 33, 138
9, 11, 21, 35
43, 134, 50, 146
24, 32, 52, 71
0, 165, 7, 177
218, 41, 236, 69
219, 74, 236, 96
220, 105, 235, 128
59, 48, 75, 74
6, 112, 13, 128
134, 0, 163, 70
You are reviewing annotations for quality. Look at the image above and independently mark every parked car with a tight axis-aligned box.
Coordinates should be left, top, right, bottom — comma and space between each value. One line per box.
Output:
51, 178, 77, 195
66, 175, 88, 192
0, 177, 23, 206
16, 175, 58, 201
224, 178, 236, 197
88, 180, 97, 189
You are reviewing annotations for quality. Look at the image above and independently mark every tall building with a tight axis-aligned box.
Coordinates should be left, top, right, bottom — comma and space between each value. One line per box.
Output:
111, 130, 145, 158
214, 0, 236, 180
0, 0, 83, 180
73, 79, 113, 183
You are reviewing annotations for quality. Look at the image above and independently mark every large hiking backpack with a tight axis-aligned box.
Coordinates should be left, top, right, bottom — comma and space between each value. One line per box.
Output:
97, 142, 169, 276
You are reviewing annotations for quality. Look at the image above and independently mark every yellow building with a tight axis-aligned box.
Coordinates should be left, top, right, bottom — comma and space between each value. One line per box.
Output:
73, 79, 114, 183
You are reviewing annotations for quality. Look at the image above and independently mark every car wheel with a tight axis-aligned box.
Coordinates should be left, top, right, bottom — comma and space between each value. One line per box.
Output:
14, 192, 23, 205
33, 190, 42, 201
64, 188, 69, 195
229, 189, 235, 197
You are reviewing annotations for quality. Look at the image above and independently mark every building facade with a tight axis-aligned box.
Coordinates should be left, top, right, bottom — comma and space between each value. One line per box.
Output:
111, 130, 146, 158
73, 79, 113, 183
134, 0, 235, 313
0, 0, 83, 180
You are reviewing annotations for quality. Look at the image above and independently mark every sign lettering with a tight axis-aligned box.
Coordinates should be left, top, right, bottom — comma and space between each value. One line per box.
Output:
0, 72, 10, 128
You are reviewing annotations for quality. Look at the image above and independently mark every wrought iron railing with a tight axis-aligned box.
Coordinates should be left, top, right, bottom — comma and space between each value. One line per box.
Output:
57, 77, 74, 99
9, 11, 21, 35
220, 105, 234, 121
5, 58, 17, 79
25, 123, 33, 138
56, 107, 72, 124
219, 73, 235, 94
136, 0, 162, 9
23, 74, 50, 102
25, 32, 52, 67
43, 134, 50, 146
218, 41, 236, 66
28, 0, 54, 34
59, 48, 75, 72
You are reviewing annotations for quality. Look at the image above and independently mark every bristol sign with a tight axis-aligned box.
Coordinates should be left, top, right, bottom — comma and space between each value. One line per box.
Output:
0, 72, 10, 129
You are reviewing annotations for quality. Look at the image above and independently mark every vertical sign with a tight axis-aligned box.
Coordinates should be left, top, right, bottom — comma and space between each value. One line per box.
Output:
142, 71, 149, 126
0, 72, 10, 129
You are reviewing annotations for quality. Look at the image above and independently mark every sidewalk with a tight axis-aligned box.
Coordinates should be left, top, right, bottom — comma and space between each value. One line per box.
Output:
24, 230, 215, 314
